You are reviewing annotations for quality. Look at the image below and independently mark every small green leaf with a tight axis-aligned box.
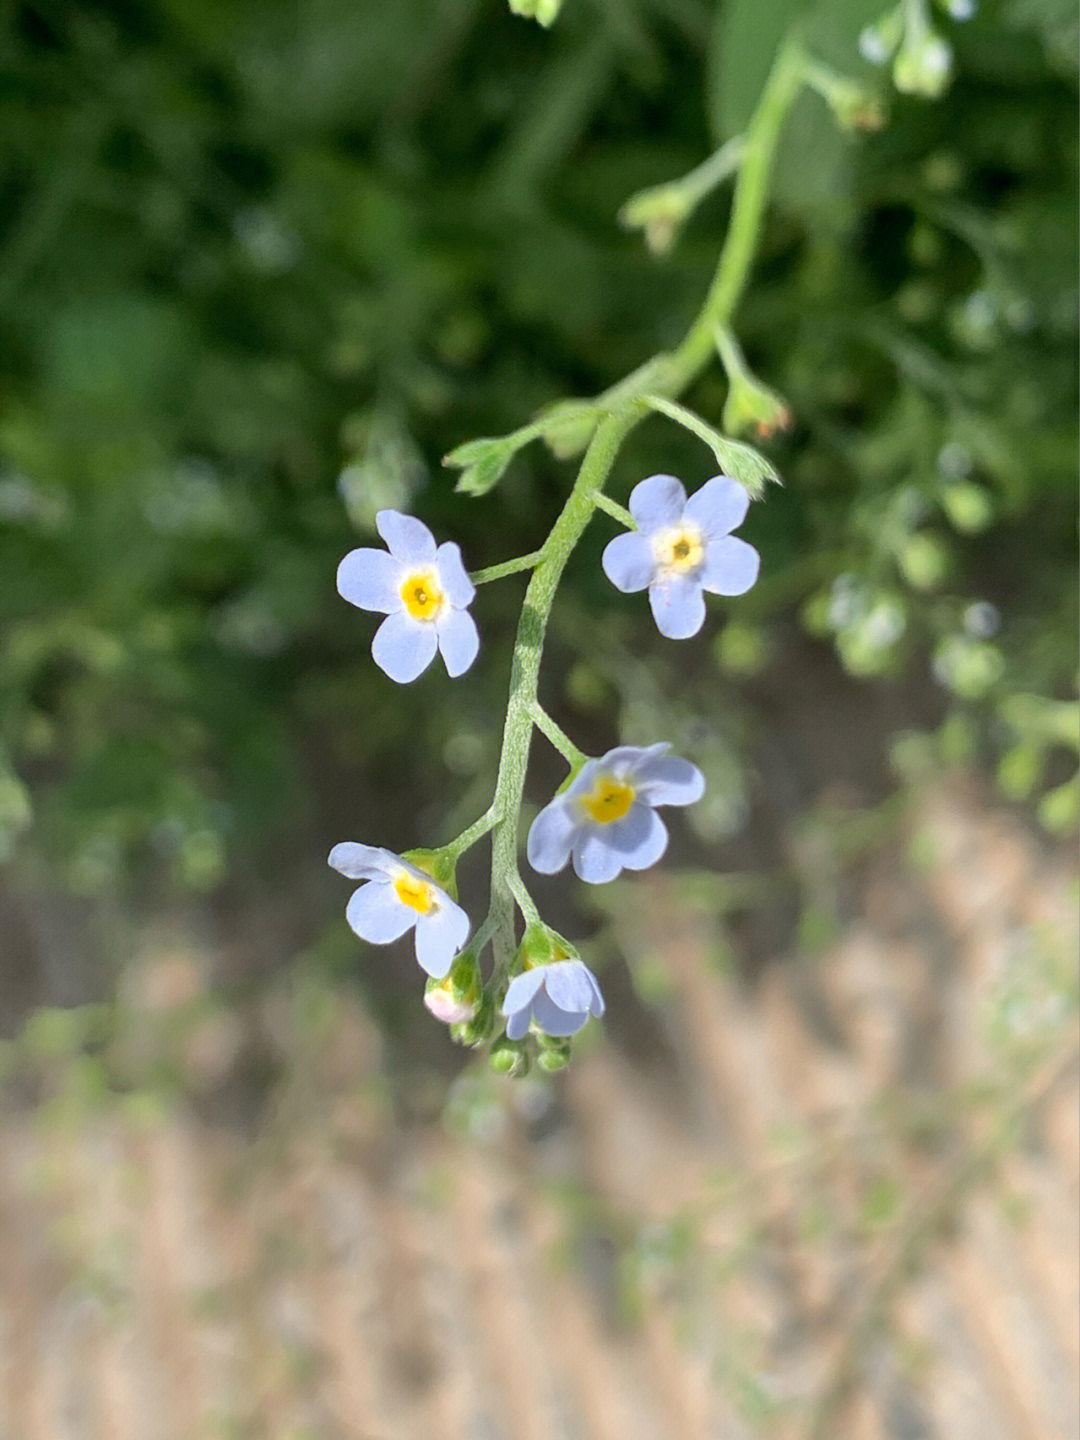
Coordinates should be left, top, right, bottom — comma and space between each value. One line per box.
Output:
443, 437, 515, 497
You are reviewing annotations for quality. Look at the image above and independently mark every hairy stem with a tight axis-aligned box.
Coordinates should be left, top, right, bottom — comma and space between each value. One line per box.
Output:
484, 34, 808, 972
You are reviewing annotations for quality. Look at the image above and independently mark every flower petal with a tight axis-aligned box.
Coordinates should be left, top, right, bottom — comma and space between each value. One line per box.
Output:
563, 758, 605, 800
602, 743, 670, 782
436, 542, 475, 607
648, 574, 707, 639
503, 968, 546, 1039
572, 828, 625, 884
414, 897, 470, 979
526, 797, 581, 874
684, 475, 750, 538
601, 532, 656, 593
531, 990, 590, 1037
371, 611, 439, 683
700, 535, 760, 596
375, 510, 437, 565
328, 842, 396, 880
542, 961, 599, 1016
346, 882, 415, 944
503, 967, 546, 1015
336, 547, 404, 613
632, 755, 706, 807
628, 474, 687, 532
436, 607, 480, 678
605, 804, 669, 871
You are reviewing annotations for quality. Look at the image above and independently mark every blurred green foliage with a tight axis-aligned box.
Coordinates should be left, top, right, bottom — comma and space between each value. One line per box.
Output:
1, 0, 1076, 904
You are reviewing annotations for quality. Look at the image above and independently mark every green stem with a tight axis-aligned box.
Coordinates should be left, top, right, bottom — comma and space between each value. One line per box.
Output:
444, 806, 497, 859
641, 393, 724, 458
483, 32, 808, 971
592, 492, 636, 529
487, 410, 638, 971
471, 550, 545, 586
530, 703, 588, 768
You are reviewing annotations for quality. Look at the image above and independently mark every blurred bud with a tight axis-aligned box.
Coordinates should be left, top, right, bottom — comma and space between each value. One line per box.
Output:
1038, 778, 1079, 834
933, 635, 1005, 698
722, 372, 793, 440
893, 28, 953, 98
489, 1038, 530, 1076
859, 7, 904, 65
508, 0, 562, 26
537, 1038, 572, 1072
425, 950, 481, 1026
808, 65, 887, 132
899, 532, 950, 591
941, 0, 975, 18
618, 185, 692, 257
941, 482, 993, 533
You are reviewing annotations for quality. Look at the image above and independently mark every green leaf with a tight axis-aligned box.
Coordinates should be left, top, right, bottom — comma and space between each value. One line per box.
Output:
443, 437, 516, 498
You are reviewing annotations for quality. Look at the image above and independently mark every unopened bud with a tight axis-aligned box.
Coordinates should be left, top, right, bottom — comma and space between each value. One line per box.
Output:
425, 950, 481, 1026
536, 1037, 572, 1072
722, 373, 793, 441
489, 1039, 530, 1076
508, 0, 562, 27
893, 30, 952, 98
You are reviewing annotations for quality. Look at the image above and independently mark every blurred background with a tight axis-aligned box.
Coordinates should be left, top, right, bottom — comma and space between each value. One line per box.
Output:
0, 0, 1077, 1436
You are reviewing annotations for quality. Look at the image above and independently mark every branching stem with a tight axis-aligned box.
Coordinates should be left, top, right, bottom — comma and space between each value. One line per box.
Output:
480, 32, 809, 973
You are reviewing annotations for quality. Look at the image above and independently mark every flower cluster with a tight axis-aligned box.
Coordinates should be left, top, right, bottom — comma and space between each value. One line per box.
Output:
331, 475, 759, 1070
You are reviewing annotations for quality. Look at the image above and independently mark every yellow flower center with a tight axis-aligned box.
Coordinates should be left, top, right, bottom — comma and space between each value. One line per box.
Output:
394, 871, 436, 914
580, 775, 635, 825
400, 570, 445, 621
653, 524, 704, 574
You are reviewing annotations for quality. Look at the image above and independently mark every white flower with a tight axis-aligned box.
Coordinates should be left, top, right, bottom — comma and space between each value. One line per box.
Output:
328, 842, 470, 978
337, 510, 479, 683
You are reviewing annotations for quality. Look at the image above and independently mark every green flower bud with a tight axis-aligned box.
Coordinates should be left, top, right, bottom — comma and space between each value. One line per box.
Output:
425, 950, 482, 1026
721, 373, 793, 442
455, 990, 496, 1047
508, 0, 562, 26
893, 28, 952, 98
489, 1038, 530, 1076
536, 1037, 572, 1072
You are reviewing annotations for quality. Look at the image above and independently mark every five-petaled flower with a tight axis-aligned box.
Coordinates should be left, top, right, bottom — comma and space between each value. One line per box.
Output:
329, 842, 470, 978
337, 510, 479, 683
527, 742, 704, 884
502, 959, 605, 1039
602, 474, 759, 639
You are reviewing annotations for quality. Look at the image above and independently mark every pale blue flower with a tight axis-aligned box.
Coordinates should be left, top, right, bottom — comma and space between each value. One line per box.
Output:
328, 842, 470, 978
337, 510, 479, 683
527, 742, 704, 884
502, 959, 605, 1039
602, 474, 759, 639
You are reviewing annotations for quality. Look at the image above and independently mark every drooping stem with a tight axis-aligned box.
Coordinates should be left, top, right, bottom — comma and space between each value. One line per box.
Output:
483, 33, 809, 972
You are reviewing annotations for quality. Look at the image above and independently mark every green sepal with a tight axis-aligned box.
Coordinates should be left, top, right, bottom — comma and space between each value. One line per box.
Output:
401, 847, 457, 898
454, 989, 496, 1047
537, 1036, 572, 1072
489, 1037, 531, 1076
513, 922, 579, 975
